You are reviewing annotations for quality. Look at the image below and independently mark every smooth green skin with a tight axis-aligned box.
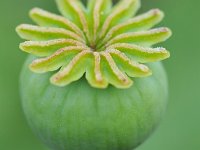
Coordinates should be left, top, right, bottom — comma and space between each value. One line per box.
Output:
20, 55, 168, 150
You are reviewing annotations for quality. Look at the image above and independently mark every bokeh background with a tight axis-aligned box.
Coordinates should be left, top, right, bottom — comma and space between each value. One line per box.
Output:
0, 0, 199, 149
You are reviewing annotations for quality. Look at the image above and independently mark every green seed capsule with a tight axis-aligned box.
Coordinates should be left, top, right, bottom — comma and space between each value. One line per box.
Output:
16, 0, 171, 149
20, 55, 168, 150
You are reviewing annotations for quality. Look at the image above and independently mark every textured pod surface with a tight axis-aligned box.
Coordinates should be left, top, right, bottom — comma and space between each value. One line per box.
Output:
21, 55, 168, 150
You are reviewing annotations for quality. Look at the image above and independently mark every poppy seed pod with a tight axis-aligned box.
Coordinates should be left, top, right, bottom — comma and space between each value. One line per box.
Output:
16, 0, 171, 149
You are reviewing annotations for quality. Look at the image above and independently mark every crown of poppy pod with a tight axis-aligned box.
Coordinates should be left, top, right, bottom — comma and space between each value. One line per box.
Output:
16, 0, 172, 89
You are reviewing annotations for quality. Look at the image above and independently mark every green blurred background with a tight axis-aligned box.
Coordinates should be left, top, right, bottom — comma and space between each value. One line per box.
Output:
0, 0, 199, 149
